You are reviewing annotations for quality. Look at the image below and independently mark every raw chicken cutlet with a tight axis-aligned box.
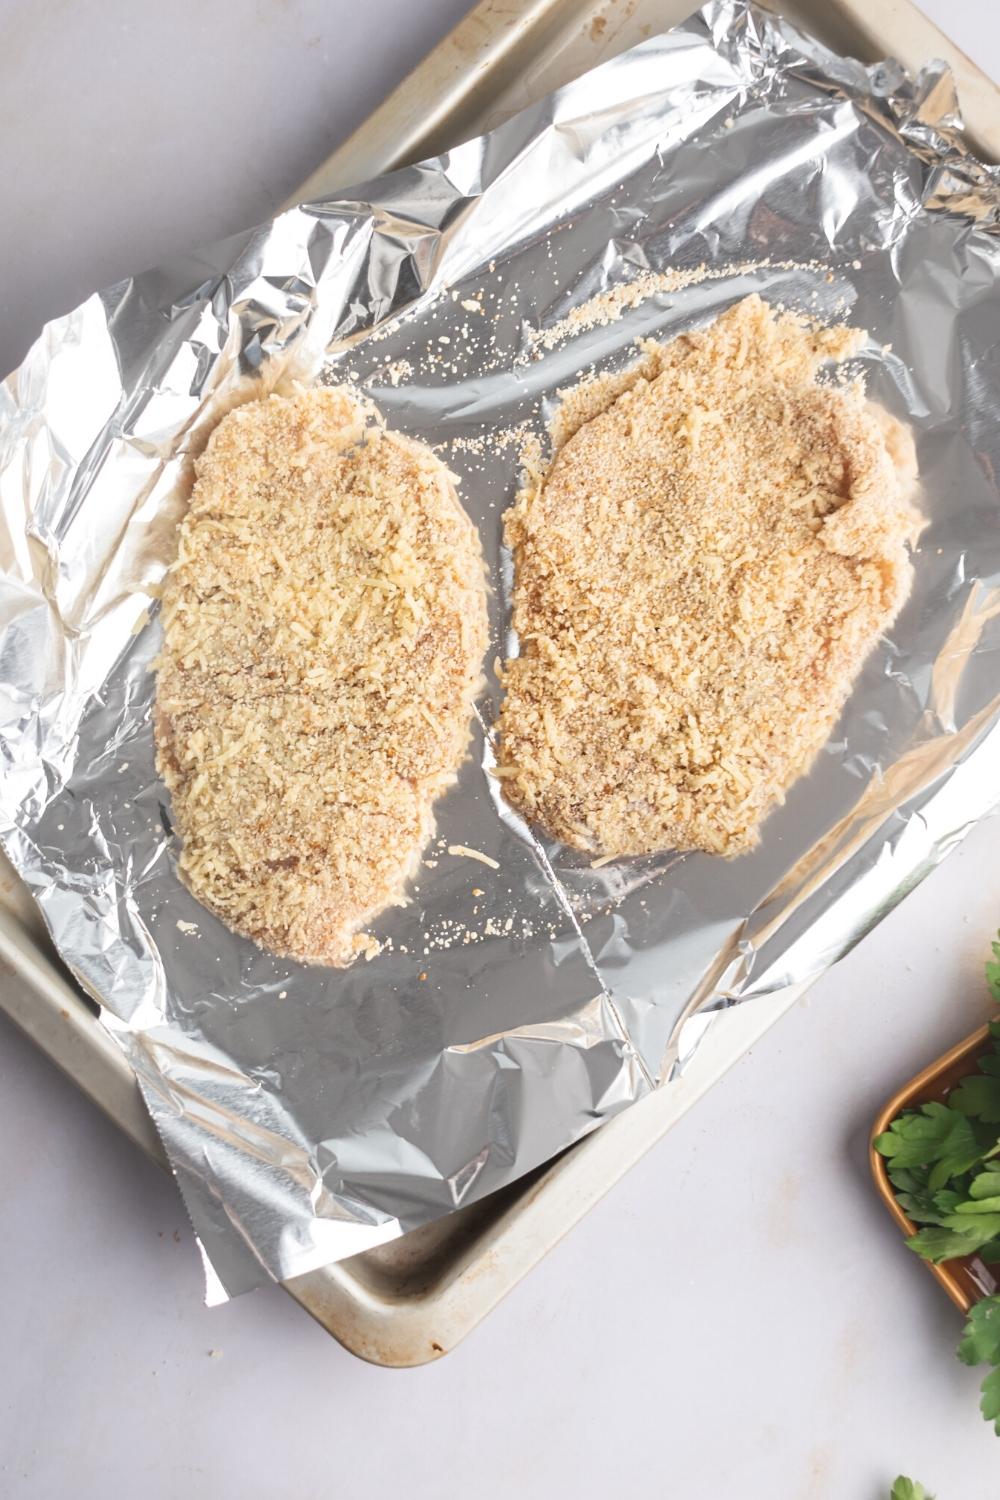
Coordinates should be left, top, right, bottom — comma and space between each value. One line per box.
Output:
497, 294, 922, 858
156, 387, 488, 965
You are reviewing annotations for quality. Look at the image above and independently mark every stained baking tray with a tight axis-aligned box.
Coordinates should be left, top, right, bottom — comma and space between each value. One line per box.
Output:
2, 0, 998, 1367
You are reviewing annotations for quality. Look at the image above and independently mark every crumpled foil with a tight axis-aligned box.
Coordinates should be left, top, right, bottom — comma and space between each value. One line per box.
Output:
2, 0, 1000, 1299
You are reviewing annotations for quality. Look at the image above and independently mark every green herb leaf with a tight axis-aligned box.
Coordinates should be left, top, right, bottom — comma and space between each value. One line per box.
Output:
888, 1166, 959, 1226
893, 1194, 947, 1226
986, 931, 1000, 1005
981, 1367, 1000, 1434
938, 1211, 1000, 1239
970, 1171, 1000, 1200
957, 1295, 1000, 1366
928, 1158, 956, 1192
890, 1478, 932, 1500
956, 1296, 1000, 1438
882, 937, 1000, 1443
875, 1101, 987, 1180
949, 1074, 1000, 1123
906, 1223, 1000, 1262
887, 1164, 930, 1195
931, 1187, 967, 1214
906, 1226, 978, 1261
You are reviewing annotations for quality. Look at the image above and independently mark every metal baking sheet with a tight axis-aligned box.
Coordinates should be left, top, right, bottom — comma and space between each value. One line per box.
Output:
295, 0, 1000, 201
2, 0, 998, 1364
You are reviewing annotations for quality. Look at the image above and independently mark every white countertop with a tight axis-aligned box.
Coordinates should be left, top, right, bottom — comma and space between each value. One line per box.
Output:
2, 2, 1000, 1495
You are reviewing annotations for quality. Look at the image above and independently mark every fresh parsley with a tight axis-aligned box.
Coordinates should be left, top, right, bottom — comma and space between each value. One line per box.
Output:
957, 1294, 1000, 1366
948, 1073, 1000, 1123
957, 1296, 1000, 1434
890, 1479, 932, 1500
876, 933, 1000, 1437
875, 940, 1000, 1250
875, 1100, 990, 1187
986, 931, 1000, 1003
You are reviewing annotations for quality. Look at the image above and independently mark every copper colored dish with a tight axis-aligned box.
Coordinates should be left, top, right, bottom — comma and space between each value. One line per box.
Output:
871, 1025, 999, 1315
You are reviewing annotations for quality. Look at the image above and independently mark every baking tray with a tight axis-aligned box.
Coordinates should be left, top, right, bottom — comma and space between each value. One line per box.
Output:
2, 0, 998, 1367
871, 1025, 1000, 1315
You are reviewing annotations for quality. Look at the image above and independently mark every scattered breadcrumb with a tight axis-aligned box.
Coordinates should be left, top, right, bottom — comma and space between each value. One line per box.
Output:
375, 358, 413, 388
449, 423, 529, 458
520, 257, 854, 364
521, 262, 755, 358
156, 387, 488, 966
497, 295, 922, 858
176, 919, 199, 934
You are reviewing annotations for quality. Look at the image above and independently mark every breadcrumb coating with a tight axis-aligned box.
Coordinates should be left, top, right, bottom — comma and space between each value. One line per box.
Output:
156, 387, 488, 965
498, 295, 922, 858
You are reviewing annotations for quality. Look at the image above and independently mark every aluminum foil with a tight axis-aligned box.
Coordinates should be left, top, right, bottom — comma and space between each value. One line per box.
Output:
3, 0, 1000, 1300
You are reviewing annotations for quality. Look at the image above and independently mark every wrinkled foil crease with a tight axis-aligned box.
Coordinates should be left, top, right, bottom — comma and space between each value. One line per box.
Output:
2, 0, 1000, 1297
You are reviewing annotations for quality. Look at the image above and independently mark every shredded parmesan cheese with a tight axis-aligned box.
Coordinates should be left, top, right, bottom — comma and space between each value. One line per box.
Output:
446, 844, 500, 870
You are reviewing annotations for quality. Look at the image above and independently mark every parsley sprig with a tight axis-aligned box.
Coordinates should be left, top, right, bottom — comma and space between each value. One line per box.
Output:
890, 1480, 932, 1500
875, 934, 1000, 1436
957, 1297, 1000, 1432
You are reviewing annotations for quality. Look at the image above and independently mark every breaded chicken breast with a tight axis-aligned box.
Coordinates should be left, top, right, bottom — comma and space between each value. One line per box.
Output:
156, 387, 487, 965
498, 296, 921, 858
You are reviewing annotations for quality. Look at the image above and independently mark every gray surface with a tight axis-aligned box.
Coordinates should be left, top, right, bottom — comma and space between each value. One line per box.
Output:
2, 1, 1000, 1495
0, 0, 473, 380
